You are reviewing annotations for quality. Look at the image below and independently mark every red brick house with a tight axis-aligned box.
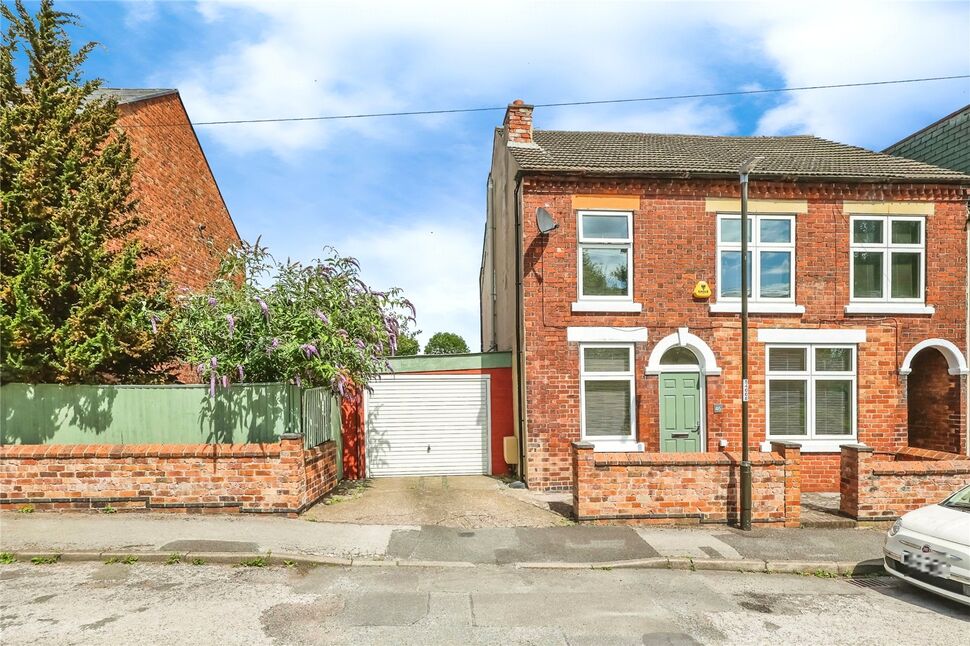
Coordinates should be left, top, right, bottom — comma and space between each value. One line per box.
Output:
94, 88, 241, 289
481, 100, 970, 496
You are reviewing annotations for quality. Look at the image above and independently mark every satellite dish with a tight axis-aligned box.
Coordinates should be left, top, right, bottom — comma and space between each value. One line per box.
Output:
536, 207, 558, 234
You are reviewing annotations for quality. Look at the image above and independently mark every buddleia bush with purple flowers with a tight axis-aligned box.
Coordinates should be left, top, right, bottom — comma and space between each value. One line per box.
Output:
173, 240, 415, 397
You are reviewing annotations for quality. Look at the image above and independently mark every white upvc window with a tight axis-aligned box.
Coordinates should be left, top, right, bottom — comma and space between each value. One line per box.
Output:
579, 344, 636, 442
849, 215, 925, 303
765, 344, 857, 445
716, 214, 796, 304
577, 210, 633, 302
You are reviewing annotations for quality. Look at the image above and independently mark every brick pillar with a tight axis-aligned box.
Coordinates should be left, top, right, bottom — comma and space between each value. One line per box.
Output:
279, 433, 307, 514
839, 443, 873, 519
572, 441, 595, 520
771, 441, 801, 527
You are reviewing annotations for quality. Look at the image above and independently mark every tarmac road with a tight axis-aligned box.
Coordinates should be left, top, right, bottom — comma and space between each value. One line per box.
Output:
1, 561, 967, 645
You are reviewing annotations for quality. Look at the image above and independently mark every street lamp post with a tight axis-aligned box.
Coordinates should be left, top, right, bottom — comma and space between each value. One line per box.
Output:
739, 155, 763, 532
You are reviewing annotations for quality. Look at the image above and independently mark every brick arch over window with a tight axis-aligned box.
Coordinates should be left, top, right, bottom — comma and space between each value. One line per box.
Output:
899, 339, 969, 376
645, 328, 721, 375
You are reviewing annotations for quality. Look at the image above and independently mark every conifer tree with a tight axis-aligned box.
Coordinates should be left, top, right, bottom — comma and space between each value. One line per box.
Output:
0, 0, 172, 383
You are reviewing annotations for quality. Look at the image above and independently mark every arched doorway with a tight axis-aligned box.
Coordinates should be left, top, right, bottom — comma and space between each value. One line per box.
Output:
905, 347, 962, 454
646, 328, 721, 453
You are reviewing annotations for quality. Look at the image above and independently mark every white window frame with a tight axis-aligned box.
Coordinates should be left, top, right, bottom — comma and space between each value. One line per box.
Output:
764, 344, 857, 447
579, 343, 636, 444
577, 210, 634, 303
716, 213, 796, 304
849, 215, 925, 304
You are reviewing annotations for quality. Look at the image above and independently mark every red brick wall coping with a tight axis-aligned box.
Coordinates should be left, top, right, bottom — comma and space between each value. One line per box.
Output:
593, 451, 785, 467
894, 446, 970, 462
871, 462, 970, 476
0, 443, 280, 460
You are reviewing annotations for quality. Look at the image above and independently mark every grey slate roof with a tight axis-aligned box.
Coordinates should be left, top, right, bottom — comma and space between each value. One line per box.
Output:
884, 105, 970, 176
88, 88, 178, 105
504, 129, 970, 183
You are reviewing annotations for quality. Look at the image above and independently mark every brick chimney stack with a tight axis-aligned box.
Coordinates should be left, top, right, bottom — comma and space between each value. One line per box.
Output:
504, 99, 534, 146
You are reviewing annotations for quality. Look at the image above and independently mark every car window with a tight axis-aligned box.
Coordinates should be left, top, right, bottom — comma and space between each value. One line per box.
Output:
940, 485, 970, 510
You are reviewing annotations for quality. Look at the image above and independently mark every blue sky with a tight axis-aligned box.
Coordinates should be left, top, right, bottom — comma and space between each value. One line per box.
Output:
47, 0, 970, 349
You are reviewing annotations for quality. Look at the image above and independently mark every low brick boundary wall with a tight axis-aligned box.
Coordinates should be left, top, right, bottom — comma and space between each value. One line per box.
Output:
840, 444, 970, 521
0, 434, 337, 515
572, 441, 801, 527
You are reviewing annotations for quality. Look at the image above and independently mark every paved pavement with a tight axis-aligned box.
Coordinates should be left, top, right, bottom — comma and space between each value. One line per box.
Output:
1, 512, 886, 567
1, 561, 967, 645
302, 476, 569, 528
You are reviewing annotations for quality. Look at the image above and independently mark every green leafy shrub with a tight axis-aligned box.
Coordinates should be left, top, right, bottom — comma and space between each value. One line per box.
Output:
173, 241, 415, 396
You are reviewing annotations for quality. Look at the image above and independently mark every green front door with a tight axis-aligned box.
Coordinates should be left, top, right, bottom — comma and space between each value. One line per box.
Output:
659, 372, 702, 452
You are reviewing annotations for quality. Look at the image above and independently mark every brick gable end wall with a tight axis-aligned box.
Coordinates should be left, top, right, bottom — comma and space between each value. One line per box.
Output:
118, 94, 241, 291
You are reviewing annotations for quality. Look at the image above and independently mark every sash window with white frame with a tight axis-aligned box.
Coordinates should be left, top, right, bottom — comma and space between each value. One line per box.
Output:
580, 344, 636, 443
716, 214, 795, 303
577, 210, 633, 302
850, 216, 924, 303
766, 345, 856, 444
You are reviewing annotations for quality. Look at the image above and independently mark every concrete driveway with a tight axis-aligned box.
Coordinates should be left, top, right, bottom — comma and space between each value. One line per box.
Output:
302, 476, 569, 529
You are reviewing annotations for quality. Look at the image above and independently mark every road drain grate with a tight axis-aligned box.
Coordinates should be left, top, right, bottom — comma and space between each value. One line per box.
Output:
846, 577, 897, 589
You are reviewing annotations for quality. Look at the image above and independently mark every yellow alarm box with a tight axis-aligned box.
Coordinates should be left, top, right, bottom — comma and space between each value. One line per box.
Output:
693, 280, 712, 299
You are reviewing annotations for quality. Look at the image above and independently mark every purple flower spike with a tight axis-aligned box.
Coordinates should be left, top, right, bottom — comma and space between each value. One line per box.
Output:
207, 296, 218, 307
222, 375, 229, 388
295, 374, 302, 388
196, 363, 205, 376
333, 373, 347, 398
266, 337, 280, 355
237, 365, 245, 382
301, 343, 319, 359
255, 297, 270, 322
315, 309, 329, 325
210, 356, 218, 369
226, 314, 235, 336
355, 339, 366, 350
209, 372, 216, 398
149, 315, 159, 335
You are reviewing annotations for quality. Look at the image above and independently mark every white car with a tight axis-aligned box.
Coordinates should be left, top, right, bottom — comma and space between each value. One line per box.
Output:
884, 484, 970, 607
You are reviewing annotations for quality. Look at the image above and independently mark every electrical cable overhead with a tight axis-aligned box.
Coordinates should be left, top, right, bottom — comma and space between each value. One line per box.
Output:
162, 74, 969, 127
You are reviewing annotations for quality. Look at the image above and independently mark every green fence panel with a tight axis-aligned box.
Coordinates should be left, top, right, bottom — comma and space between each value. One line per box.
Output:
301, 386, 342, 480
1, 383, 301, 445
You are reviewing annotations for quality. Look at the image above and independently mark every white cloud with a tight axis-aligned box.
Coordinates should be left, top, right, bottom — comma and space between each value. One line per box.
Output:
123, 0, 158, 28
331, 216, 483, 351
174, 0, 733, 155
737, 2, 970, 147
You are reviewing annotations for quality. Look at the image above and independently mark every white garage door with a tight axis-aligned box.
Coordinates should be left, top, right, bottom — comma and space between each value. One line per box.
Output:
365, 374, 490, 477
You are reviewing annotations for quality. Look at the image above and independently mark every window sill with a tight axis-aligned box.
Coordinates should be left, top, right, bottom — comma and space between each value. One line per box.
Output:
571, 301, 643, 313
760, 440, 858, 453
709, 302, 805, 314
844, 303, 935, 315
590, 440, 645, 453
